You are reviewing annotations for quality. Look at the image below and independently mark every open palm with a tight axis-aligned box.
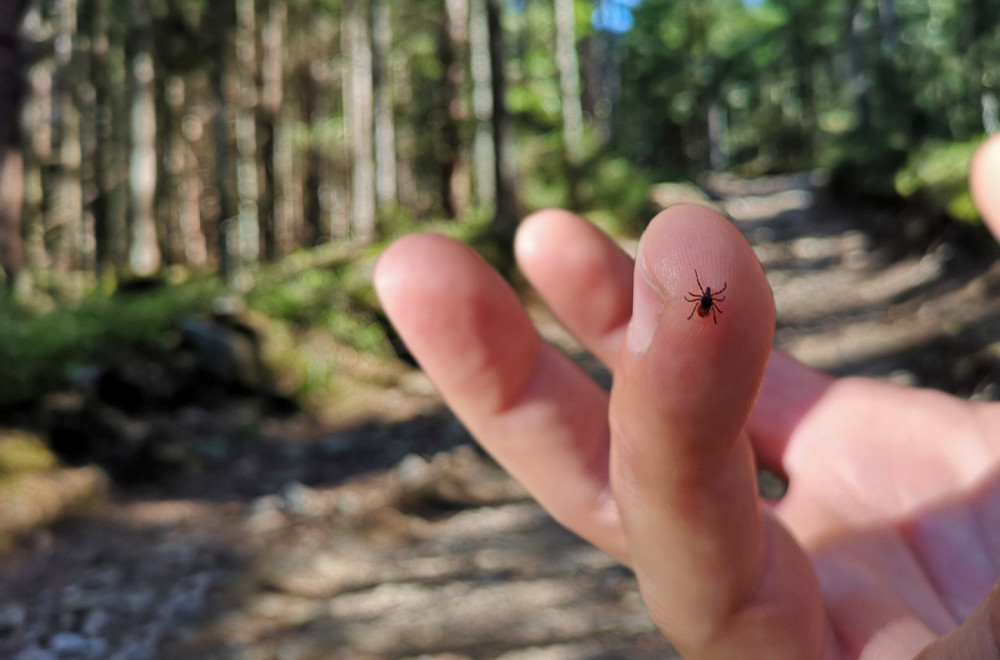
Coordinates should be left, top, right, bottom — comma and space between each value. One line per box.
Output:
374, 134, 1000, 658
765, 366, 1000, 657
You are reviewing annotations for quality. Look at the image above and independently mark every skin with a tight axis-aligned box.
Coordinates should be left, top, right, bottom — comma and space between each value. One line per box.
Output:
374, 132, 1000, 659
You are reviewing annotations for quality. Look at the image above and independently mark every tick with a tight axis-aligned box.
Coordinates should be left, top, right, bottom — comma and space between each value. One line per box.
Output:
685, 270, 726, 324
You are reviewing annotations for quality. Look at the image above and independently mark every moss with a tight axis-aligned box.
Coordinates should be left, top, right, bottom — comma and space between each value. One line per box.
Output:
0, 431, 58, 475
0, 277, 222, 405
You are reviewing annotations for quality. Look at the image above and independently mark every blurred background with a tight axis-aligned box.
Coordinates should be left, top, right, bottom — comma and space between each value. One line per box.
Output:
0, 0, 998, 658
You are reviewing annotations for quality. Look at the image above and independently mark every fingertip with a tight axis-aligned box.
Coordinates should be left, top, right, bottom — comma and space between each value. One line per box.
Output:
374, 232, 446, 302
632, 204, 775, 396
612, 201, 776, 475
514, 208, 635, 365
971, 133, 1000, 234
515, 208, 580, 256
375, 232, 496, 316
515, 208, 605, 273
375, 232, 542, 413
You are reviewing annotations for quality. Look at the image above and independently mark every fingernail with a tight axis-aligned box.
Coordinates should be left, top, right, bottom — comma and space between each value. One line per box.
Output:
627, 253, 662, 355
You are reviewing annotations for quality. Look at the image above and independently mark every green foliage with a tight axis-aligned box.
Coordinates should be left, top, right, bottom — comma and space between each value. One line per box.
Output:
0, 278, 222, 405
578, 157, 654, 236
615, 0, 1000, 198
518, 131, 571, 210
12, 0, 1000, 412
0, 245, 402, 407
895, 138, 985, 222
825, 134, 909, 200
246, 254, 391, 358
619, 0, 810, 176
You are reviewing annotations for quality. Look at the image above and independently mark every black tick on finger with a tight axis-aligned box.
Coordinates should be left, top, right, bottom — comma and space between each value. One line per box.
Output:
685, 270, 726, 325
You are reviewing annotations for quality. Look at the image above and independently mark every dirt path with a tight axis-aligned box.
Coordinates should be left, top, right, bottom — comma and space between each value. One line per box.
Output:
5, 176, 1000, 660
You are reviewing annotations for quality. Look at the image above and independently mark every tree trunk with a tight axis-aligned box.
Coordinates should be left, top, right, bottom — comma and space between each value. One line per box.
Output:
234, 0, 260, 268
789, 13, 816, 158
0, 148, 24, 284
373, 0, 398, 208
178, 130, 208, 266
877, 0, 899, 56
97, 0, 130, 272
209, 1, 236, 278
342, 0, 376, 244
0, 0, 29, 285
261, 0, 289, 260
81, 0, 106, 274
470, 0, 495, 207
845, 0, 870, 131
44, 0, 83, 273
394, 50, 418, 213
554, 0, 583, 168
162, 76, 207, 267
160, 76, 183, 265
438, 0, 470, 218
487, 0, 517, 243
585, 31, 620, 148
77, 0, 100, 274
707, 99, 727, 171
128, 0, 161, 276
20, 20, 52, 273
297, 59, 324, 246
983, 93, 999, 135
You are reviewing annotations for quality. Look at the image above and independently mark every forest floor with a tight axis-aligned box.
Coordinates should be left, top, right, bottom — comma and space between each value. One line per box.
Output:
5, 175, 1000, 660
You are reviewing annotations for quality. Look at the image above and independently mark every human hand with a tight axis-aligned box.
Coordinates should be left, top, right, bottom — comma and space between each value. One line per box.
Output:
373, 133, 1000, 659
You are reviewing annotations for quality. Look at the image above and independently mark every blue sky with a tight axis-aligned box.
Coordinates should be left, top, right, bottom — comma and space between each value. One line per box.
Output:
590, 0, 768, 33
592, 0, 640, 33
512, 0, 764, 35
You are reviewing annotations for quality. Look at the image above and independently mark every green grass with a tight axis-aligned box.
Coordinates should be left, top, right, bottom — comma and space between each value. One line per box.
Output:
0, 245, 394, 406
0, 277, 222, 405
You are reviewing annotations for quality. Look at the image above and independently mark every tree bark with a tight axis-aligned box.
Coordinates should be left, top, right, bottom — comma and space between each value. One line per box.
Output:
393, 48, 418, 214
470, 0, 495, 207
234, 0, 260, 268
0, 0, 28, 285
487, 0, 517, 243
373, 0, 398, 208
586, 31, 620, 148
81, 0, 106, 273
50, 0, 84, 273
209, 0, 236, 278
438, 0, 470, 218
845, 0, 870, 131
128, 0, 161, 276
162, 76, 207, 267
261, 0, 289, 260
554, 0, 583, 167
342, 0, 376, 244
98, 0, 130, 271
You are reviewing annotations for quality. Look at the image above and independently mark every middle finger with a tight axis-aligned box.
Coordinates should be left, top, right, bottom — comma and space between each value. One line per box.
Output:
515, 209, 635, 367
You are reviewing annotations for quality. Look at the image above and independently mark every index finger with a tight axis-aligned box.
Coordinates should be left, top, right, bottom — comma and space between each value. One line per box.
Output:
374, 234, 626, 561
515, 209, 634, 367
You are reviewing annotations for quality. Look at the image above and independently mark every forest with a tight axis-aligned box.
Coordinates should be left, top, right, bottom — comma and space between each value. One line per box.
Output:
0, 0, 996, 283
0, 0, 997, 401
0, 2, 999, 656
